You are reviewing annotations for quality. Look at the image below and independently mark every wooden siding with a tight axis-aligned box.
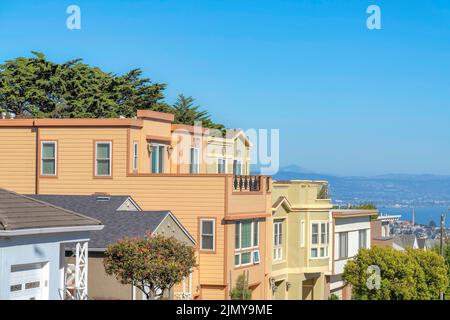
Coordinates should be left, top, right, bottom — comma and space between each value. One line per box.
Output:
0, 128, 36, 194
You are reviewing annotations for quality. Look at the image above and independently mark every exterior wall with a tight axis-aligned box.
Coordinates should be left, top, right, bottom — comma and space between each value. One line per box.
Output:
331, 215, 372, 300
0, 127, 37, 194
0, 231, 90, 300
270, 181, 332, 300
0, 117, 270, 300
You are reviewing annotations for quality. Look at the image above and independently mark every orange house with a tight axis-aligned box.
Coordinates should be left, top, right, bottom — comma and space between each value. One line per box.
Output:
0, 110, 272, 300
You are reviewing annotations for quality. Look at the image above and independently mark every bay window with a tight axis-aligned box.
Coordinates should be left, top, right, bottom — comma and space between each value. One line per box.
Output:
273, 221, 283, 261
310, 222, 329, 259
234, 220, 259, 267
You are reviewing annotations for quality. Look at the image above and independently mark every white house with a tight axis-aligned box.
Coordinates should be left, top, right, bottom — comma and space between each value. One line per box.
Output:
329, 209, 378, 300
0, 188, 103, 300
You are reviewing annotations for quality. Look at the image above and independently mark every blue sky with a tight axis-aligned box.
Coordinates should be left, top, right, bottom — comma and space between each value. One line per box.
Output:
1, 0, 450, 176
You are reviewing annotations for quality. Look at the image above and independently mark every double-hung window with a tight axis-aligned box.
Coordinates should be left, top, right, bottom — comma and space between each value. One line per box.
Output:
339, 232, 349, 259
41, 141, 57, 176
235, 220, 259, 267
133, 142, 138, 171
273, 221, 283, 261
311, 222, 329, 258
151, 144, 165, 173
359, 229, 367, 249
200, 219, 215, 251
218, 158, 226, 174
95, 142, 112, 177
190, 147, 199, 174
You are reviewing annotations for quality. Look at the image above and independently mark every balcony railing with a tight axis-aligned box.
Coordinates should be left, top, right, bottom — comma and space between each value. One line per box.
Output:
233, 175, 262, 192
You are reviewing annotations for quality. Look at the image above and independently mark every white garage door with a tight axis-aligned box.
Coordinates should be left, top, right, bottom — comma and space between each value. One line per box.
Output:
9, 262, 49, 300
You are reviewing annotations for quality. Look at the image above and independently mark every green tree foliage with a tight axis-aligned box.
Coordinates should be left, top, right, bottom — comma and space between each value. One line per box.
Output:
172, 94, 224, 130
432, 241, 450, 299
353, 202, 377, 210
343, 246, 448, 300
0, 52, 224, 130
230, 273, 252, 300
103, 233, 197, 300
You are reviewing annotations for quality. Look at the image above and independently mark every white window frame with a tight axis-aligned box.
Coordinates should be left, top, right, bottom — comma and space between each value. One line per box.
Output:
40, 141, 57, 176
95, 141, 112, 177
190, 147, 200, 174
200, 219, 215, 251
218, 158, 227, 174
310, 221, 330, 259
273, 221, 283, 261
234, 220, 259, 267
151, 143, 165, 174
133, 142, 138, 171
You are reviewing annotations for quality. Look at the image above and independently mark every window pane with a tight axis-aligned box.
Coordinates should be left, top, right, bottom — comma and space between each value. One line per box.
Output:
321, 223, 326, 244
42, 143, 55, 158
320, 247, 325, 257
201, 235, 214, 250
202, 220, 213, 235
158, 146, 164, 172
190, 148, 199, 174
97, 143, 110, 159
42, 159, 55, 175
235, 223, 241, 249
253, 222, 259, 247
241, 252, 251, 264
234, 254, 240, 266
151, 145, 158, 173
241, 221, 252, 248
311, 248, 318, 258
97, 160, 110, 175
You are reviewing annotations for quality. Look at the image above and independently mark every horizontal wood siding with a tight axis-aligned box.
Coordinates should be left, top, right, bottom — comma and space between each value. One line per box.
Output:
37, 127, 226, 291
0, 128, 36, 194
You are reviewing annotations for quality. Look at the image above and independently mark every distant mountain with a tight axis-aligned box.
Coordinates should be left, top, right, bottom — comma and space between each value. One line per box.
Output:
272, 166, 450, 207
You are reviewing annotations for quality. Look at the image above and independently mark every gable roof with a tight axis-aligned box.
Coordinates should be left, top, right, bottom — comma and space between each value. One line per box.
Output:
28, 194, 195, 250
0, 189, 102, 234
272, 196, 292, 212
393, 234, 418, 250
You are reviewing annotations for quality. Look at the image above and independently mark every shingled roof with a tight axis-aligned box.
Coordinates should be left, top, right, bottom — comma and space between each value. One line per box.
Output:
0, 188, 102, 231
28, 194, 194, 250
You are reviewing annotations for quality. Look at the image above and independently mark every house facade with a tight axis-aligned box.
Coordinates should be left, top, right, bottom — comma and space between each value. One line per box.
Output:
0, 188, 103, 300
0, 110, 272, 300
270, 180, 332, 300
329, 209, 378, 300
28, 194, 196, 300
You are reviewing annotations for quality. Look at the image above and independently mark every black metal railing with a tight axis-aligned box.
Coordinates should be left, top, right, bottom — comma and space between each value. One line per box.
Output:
233, 175, 262, 192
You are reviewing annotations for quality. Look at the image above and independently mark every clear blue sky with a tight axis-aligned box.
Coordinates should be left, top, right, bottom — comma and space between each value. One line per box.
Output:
1, 0, 450, 176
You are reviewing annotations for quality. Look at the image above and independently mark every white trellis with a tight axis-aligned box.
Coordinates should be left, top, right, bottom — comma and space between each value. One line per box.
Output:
175, 270, 193, 300
64, 241, 89, 300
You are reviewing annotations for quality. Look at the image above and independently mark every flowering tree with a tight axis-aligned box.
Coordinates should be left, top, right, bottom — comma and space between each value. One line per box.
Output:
103, 232, 197, 300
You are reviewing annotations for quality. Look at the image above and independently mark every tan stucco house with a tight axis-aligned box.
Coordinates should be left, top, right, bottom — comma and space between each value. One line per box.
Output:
270, 180, 332, 300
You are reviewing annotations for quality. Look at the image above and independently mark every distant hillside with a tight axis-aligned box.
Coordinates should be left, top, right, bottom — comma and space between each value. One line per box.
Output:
272, 166, 450, 207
